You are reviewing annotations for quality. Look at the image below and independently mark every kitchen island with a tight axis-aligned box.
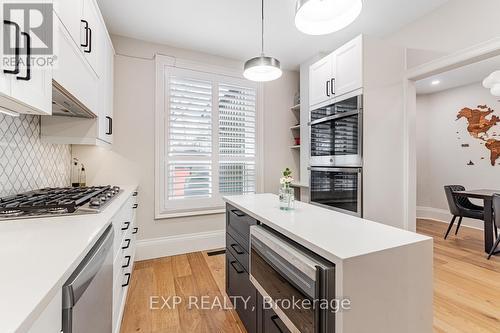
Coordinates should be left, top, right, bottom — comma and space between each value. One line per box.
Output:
223, 193, 433, 333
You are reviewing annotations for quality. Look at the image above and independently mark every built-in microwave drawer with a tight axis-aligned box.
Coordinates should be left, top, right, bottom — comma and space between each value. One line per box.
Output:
226, 251, 257, 333
226, 233, 249, 272
226, 204, 258, 250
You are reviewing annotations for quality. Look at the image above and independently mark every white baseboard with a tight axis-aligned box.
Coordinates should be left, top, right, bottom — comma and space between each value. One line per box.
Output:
135, 230, 225, 261
416, 206, 486, 231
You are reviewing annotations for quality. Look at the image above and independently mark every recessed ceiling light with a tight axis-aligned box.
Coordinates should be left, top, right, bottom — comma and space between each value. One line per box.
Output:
431, 80, 440, 86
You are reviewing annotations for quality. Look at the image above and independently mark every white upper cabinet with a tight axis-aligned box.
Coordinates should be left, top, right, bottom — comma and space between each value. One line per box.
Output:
98, 37, 114, 144
334, 35, 362, 98
309, 54, 335, 108
53, 0, 83, 46
0, 4, 53, 116
309, 35, 363, 108
81, 0, 104, 78
42, 0, 114, 146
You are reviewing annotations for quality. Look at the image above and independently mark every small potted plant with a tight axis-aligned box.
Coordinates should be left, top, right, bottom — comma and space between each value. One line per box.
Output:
279, 168, 295, 210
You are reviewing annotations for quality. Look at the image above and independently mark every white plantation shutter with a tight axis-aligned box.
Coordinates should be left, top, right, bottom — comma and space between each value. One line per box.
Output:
219, 83, 256, 194
161, 66, 259, 215
167, 76, 212, 201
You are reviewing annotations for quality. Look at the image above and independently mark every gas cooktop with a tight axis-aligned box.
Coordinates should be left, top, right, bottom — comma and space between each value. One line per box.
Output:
0, 185, 122, 220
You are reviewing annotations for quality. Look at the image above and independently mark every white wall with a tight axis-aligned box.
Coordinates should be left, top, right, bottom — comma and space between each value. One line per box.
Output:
73, 35, 298, 258
416, 82, 500, 229
387, 0, 500, 69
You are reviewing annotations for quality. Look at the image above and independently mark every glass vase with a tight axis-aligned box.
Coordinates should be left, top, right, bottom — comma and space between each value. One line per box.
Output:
279, 184, 295, 210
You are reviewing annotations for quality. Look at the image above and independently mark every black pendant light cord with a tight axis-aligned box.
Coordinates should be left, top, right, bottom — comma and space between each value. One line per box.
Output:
261, 0, 264, 56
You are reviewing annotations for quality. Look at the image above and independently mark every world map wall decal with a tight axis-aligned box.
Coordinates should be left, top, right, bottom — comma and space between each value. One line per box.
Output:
457, 104, 500, 166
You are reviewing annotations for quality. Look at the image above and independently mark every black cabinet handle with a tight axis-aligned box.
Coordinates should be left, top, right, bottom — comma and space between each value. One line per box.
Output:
230, 260, 244, 274
122, 273, 131, 287
17, 32, 31, 81
132, 227, 138, 235
105, 116, 112, 135
230, 243, 244, 255
121, 221, 130, 231
326, 80, 330, 97
132, 191, 138, 197
230, 209, 245, 217
85, 27, 92, 53
330, 78, 335, 96
271, 315, 285, 333
3, 20, 20, 75
80, 20, 89, 47
122, 255, 131, 268
132, 204, 138, 209
122, 238, 131, 249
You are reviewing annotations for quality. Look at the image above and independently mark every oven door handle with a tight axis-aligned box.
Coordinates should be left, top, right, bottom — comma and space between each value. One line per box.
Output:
309, 167, 361, 173
309, 109, 361, 126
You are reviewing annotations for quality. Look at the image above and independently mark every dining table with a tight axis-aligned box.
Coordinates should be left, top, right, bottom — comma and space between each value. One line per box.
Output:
455, 189, 499, 254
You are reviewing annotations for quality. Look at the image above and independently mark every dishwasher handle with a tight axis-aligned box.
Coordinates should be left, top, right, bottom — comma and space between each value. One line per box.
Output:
62, 225, 114, 309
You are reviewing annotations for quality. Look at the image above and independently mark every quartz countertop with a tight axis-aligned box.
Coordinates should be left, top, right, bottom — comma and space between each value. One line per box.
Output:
223, 193, 430, 262
0, 185, 138, 333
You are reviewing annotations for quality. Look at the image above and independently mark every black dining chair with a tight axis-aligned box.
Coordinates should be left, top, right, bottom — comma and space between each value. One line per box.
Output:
443, 185, 484, 239
487, 194, 500, 259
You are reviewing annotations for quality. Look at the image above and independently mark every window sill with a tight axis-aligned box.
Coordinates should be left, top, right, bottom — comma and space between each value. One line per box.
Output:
155, 208, 226, 220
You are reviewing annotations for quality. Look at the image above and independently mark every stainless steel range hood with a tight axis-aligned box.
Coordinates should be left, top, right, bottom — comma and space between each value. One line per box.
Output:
52, 80, 97, 118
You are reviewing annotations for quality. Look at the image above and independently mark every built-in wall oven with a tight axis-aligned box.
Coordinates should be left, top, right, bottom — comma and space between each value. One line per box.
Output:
310, 95, 362, 167
250, 225, 335, 333
309, 167, 362, 217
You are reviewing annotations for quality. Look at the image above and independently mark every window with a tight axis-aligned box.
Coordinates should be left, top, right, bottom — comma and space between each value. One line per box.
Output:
156, 59, 261, 218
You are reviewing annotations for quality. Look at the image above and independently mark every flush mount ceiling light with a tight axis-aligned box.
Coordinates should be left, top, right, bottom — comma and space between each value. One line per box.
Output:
431, 80, 441, 86
243, 0, 282, 82
483, 70, 500, 96
295, 0, 363, 35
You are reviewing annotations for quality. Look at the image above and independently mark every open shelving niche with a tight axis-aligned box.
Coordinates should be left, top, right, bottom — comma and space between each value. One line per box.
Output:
290, 104, 301, 150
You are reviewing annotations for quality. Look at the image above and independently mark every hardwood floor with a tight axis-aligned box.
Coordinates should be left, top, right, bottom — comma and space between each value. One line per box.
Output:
121, 220, 500, 333
417, 219, 500, 333
120, 251, 246, 333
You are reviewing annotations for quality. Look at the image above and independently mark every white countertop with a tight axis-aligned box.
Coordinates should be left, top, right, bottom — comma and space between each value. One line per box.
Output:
0, 185, 138, 333
223, 193, 430, 262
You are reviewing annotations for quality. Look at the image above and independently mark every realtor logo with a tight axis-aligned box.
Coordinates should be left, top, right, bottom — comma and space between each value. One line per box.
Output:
3, 2, 53, 55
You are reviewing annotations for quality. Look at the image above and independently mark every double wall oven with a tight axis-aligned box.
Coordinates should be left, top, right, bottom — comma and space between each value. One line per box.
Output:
309, 94, 363, 217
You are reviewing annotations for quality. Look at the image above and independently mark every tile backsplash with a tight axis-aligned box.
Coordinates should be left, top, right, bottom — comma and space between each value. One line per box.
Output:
0, 113, 71, 197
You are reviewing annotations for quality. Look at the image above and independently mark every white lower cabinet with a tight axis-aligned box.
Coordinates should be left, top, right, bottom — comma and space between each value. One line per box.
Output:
111, 190, 139, 333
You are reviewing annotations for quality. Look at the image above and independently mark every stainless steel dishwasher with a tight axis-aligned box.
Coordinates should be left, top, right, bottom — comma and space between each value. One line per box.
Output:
62, 224, 114, 333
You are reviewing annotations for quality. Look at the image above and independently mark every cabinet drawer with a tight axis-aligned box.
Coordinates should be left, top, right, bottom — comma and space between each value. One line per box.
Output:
262, 307, 291, 333
226, 251, 257, 333
226, 204, 257, 250
226, 233, 249, 272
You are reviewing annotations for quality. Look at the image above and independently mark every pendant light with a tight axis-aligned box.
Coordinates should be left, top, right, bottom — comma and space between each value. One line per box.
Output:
295, 0, 363, 36
243, 0, 282, 82
483, 71, 500, 97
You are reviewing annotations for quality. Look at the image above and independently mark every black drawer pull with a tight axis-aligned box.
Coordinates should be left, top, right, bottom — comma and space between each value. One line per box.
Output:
132, 191, 138, 197
326, 80, 330, 97
122, 239, 131, 249
121, 221, 130, 231
132, 204, 138, 209
105, 116, 112, 135
17, 32, 31, 81
230, 209, 245, 217
122, 273, 130, 287
230, 243, 244, 255
132, 227, 138, 235
3, 20, 20, 75
122, 255, 131, 268
271, 315, 285, 333
230, 260, 245, 274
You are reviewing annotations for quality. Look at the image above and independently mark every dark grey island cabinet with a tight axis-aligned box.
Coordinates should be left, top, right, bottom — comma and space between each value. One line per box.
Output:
225, 204, 259, 333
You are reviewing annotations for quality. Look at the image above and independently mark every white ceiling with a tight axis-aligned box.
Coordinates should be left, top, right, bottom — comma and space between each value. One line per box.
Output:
96, 0, 449, 69
416, 55, 500, 95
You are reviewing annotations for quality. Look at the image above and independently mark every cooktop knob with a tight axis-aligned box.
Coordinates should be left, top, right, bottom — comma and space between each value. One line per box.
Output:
105, 192, 113, 198
90, 199, 101, 207
100, 196, 107, 202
